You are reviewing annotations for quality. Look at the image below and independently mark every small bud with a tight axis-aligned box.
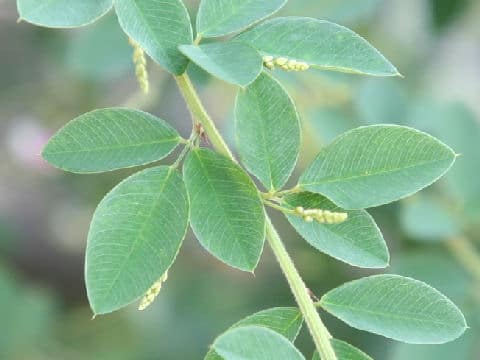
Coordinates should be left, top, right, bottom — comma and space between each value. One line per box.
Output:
138, 271, 168, 311
299, 62, 310, 71
264, 61, 275, 70
129, 38, 149, 94
275, 57, 288, 66
287, 59, 297, 70
297, 206, 348, 224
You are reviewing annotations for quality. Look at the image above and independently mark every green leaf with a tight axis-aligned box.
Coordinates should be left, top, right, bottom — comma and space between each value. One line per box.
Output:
17, 0, 112, 28
85, 166, 189, 314
299, 125, 456, 209
313, 339, 373, 360
235, 72, 301, 190
237, 17, 399, 77
179, 42, 263, 87
183, 148, 265, 271
42, 108, 181, 173
213, 326, 305, 360
205, 307, 303, 360
400, 197, 459, 242
197, 0, 287, 38
114, 0, 193, 75
285, 192, 388, 268
320, 274, 467, 344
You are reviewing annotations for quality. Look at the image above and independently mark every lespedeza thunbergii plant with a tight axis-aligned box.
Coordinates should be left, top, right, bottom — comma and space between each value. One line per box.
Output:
17, 0, 467, 359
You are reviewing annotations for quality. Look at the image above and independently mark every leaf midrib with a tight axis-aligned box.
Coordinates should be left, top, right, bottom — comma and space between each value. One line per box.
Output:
301, 156, 453, 187
44, 137, 179, 155
321, 300, 459, 328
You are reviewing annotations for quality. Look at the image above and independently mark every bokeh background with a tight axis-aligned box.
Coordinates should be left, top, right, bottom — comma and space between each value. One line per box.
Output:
1, 0, 480, 358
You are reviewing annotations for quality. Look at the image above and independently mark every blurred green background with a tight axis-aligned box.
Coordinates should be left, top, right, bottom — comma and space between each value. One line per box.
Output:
1, 0, 480, 359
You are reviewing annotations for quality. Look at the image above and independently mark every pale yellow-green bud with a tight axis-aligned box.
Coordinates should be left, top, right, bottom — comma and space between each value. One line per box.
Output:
295, 206, 304, 215
287, 59, 298, 70
297, 206, 348, 224
129, 38, 149, 94
275, 57, 288, 66
299, 62, 310, 71
138, 271, 168, 311
264, 61, 275, 70
304, 215, 314, 222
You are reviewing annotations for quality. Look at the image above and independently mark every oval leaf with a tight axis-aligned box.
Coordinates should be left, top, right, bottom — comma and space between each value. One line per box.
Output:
17, 0, 112, 28
206, 307, 303, 360
237, 17, 399, 77
42, 108, 181, 173
197, 0, 287, 38
213, 326, 305, 360
114, 0, 193, 75
313, 339, 373, 360
86, 166, 189, 314
299, 125, 456, 209
179, 42, 263, 87
235, 72, 301, 190
319, 275, 467, 344
285, 192, 389, 268
183, 148, 265, 271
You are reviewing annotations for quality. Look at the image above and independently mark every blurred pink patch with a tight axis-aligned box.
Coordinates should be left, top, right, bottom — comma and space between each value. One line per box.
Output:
5, 117, 53, 172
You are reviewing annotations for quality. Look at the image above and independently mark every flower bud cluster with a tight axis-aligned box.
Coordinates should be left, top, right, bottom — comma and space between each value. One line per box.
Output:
129, 38, 149, 94
263, 55, 310, 72
294, 206, 348, 224
138, 271, 168, 311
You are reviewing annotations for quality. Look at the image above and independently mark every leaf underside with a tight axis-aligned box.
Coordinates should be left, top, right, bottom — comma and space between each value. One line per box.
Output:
114, 0, 193, 74
86, 166, 189, 314
285, 192, 389, 268
237, 16, 399, 76
42, 108, 181, 173
205, 307, 303, 360
183, 148, 266, 272
179, 42, 263, 87
320, 274, 467, 344
197, 0, 287, 38
213, 326, 305, 360
235, 72, 301, 191
17, 0, 112, 27
299, 125, 456, 209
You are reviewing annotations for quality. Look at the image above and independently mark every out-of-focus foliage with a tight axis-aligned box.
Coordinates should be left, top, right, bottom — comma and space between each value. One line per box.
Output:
1, 0, 479, 358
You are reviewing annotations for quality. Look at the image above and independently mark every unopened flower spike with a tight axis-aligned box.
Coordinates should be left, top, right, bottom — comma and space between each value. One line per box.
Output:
262, 55, 275, 70
128, 38, 149, 94
138, 271, 168, 311
295, 206, 347, 224
262, 54, 310, 72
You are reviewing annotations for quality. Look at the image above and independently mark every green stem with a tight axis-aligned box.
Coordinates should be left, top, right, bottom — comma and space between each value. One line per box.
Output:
175, 73, 337, 360
175, 74, 234, 160
263, 200, 296, 215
